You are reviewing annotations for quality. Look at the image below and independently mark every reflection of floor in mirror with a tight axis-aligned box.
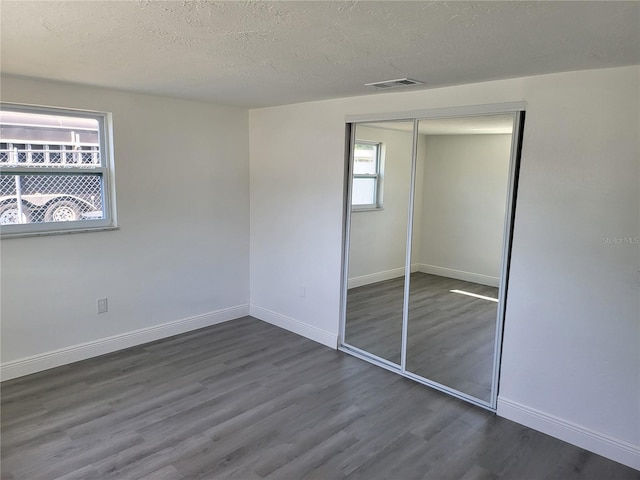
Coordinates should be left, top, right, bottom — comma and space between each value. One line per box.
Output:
345, 272, 498, 401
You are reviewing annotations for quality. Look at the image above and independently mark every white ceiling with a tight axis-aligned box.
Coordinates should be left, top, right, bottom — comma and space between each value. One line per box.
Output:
1, 1, 639, 109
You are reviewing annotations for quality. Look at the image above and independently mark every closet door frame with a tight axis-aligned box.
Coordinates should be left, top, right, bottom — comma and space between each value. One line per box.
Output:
339, 102, 526, 411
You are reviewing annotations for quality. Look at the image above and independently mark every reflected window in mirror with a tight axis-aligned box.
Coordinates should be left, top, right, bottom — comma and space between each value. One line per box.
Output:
352, 141, 382, 210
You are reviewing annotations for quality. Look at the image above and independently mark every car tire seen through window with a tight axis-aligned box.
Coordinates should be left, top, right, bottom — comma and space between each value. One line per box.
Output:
0, 201, 31, 225
44, 199, 83, 222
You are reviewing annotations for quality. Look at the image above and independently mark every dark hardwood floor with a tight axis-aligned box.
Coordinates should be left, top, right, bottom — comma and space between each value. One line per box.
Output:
345, 272, 498, 400
2, 316, 637, 479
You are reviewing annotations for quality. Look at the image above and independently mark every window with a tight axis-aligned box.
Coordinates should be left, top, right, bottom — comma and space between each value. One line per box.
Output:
0, 104, 116, 237
352, 141, 382, 209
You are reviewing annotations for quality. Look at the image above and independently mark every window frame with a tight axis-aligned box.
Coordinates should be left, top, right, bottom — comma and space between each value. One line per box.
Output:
351, 140, 383, 211
0, 103, 117, 238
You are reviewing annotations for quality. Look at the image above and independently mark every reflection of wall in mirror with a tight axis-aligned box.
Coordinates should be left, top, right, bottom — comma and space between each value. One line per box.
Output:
348, 131, 512, 288
415, 134, 512, 287
348, 125, 413, 288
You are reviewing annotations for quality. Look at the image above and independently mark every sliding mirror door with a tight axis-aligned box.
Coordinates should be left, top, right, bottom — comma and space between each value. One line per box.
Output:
340, 106, 523, 409
343, 121, 414, 365
406, 115, 515, 403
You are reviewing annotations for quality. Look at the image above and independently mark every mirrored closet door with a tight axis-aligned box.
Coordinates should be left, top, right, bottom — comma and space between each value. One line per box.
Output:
343, 120, 414, 366
340, 105, 524, 409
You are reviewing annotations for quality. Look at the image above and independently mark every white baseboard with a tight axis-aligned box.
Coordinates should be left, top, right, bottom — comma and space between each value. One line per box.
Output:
498, 396, 640, 471
348, 265, 499, 289
347, 267, 405, 289
0, 304, 250, 382
249, 304, 337, 349
416, 264, 499, 287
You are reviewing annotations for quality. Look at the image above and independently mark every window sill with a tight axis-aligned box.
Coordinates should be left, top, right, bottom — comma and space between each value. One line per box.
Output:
1, 225, 119, 239
352, 206, 384, 213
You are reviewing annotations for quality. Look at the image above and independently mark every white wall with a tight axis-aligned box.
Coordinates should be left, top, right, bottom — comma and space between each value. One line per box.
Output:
249, 66, 640, 468
1, 76, 250, 376
416, 134, 512, 286
347, 125, 413, 287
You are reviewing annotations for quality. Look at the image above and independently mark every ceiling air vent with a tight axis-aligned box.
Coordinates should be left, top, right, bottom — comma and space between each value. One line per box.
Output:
365, 78, 424, 89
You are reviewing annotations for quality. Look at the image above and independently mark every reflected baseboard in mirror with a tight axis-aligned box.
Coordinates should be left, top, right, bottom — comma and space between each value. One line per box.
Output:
345, 272, 498, 402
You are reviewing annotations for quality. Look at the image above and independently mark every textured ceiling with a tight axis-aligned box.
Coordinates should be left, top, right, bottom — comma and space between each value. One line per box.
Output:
1, 1, 639, 108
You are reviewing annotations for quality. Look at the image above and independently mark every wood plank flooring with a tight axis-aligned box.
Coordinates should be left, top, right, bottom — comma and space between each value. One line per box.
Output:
2, 316, 638, 480
345, 273, 499, 401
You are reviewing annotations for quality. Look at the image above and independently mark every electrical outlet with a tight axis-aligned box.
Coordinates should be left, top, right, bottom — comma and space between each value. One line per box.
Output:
97, 297, 108, 314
